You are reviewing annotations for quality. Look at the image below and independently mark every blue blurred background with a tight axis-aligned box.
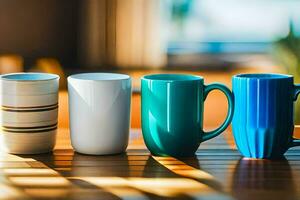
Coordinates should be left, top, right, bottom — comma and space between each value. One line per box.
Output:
167, 0, 300, 54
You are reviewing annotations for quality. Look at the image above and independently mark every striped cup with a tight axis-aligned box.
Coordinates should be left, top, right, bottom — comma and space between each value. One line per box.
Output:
0, 73, 59, 154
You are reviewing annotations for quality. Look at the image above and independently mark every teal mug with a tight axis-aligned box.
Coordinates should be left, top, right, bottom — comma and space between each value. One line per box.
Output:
141, 74, 234, 157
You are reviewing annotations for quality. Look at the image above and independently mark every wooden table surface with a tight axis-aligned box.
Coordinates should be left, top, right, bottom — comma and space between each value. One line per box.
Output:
1, 127, 300, 200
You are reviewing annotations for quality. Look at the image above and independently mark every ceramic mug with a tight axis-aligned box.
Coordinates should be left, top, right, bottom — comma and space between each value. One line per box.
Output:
0, 73, 59, 154
68, 73, 131, 155
141, 74, 234, 157
232, 73, 300, 159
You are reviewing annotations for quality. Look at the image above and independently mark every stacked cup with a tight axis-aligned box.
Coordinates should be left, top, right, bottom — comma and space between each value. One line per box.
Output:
0, 73, 59, 154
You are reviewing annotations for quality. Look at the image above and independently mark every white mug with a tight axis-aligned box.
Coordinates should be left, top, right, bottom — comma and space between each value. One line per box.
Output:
68, 73, 131, 155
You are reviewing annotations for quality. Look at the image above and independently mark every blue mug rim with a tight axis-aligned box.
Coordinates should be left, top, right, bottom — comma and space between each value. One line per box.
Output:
233, 73, 293, 80
142, 74, 203, 82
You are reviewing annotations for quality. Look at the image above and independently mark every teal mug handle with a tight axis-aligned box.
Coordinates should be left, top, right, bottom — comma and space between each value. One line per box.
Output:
202, 83, 234, 142
290, 84, 300, 147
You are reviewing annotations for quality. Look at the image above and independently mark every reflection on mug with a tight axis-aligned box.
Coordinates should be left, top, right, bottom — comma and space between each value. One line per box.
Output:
232, 158, 296, 200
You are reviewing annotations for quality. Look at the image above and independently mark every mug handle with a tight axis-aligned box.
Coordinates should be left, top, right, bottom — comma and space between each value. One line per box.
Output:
290, 84, 300, 147
202, 83, 234, 142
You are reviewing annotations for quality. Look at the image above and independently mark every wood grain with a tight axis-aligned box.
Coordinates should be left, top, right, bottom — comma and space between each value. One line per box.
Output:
0, 127, 299, 200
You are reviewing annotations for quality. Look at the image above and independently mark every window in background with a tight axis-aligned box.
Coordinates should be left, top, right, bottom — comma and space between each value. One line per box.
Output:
164, 0, 300, 68
166, 0, 300, 54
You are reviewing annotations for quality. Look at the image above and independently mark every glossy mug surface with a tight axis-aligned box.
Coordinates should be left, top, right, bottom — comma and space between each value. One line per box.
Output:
68, 73, 131, 155
0, 73, 59, 154
141, 74, 234, 157
232, 74, 300, 159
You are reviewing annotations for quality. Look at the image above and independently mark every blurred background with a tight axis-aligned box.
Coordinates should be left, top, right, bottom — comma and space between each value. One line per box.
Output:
1, 0, 300, 130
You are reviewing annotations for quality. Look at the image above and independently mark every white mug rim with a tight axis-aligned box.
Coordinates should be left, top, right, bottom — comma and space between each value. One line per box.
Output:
0, 73, 59, 82
68, 73, 130, 82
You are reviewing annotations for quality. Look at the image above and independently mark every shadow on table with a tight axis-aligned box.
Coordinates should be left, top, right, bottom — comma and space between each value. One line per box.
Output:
231, 158, 297, 200
177, 156, 224, 192
14, 150, 227, 199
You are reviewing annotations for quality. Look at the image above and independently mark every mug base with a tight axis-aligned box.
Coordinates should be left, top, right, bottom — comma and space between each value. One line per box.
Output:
242, 155, 286, 160
0, 130, 56, 155
7, 149, 54, 155
73, 149, 127, 156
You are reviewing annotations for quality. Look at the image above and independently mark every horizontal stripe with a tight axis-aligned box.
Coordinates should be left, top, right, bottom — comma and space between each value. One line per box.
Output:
2, 119, 58, 125
2, 103, 58, 109
2, 123, 57, 130
2, 127, 57, 133
2, 105, 58, 112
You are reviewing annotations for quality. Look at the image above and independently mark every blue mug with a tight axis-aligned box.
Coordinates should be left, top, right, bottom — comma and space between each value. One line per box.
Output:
232, 74, 300, 159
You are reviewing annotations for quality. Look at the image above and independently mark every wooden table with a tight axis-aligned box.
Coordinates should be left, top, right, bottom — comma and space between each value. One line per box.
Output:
1, 128, 300, 200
